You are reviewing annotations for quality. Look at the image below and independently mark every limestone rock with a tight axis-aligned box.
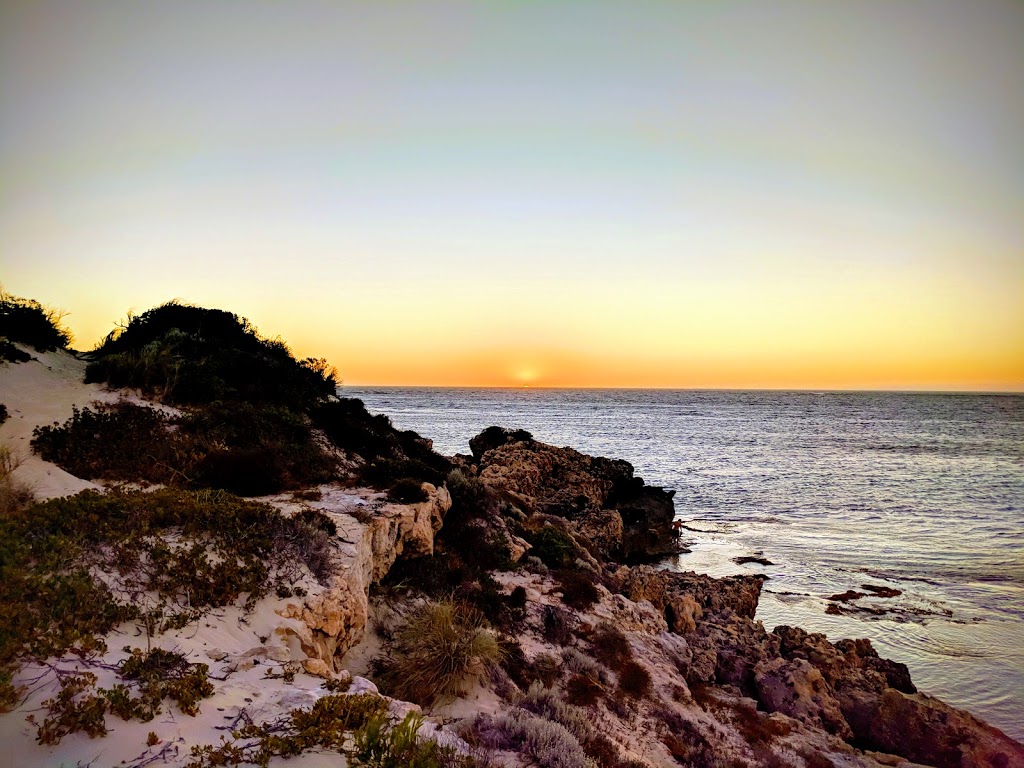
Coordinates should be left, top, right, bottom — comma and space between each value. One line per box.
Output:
620, 566, 764, 632
844, 688, 1024, 768
754, 656, 852, 740
471, 428, 679, 561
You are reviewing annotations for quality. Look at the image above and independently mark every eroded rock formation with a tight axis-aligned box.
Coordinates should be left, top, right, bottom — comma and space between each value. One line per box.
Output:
469, 426, 679, 561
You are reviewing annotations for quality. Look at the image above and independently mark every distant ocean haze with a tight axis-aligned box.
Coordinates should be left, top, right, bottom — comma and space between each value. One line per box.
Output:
344, 386, 1024, 742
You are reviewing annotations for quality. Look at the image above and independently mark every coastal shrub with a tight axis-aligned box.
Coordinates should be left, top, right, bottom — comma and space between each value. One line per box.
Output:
560, 648, 605, 682
556, 570, 600, 611
520, 682, 593, 742
374, 599, 503, 707
313, 398, 451, 488
464, 710, 597, 768
0, 340, 32, 363
529, 526, 580, 569
0, 403, 7, 423
31, 402, 177, 482
86, 302, 337, 407
437, 470, 515, 572
31, 400, 336, 495
617, 661, 652, 700
542, 605, 577, 646
32, 672, 109, 744
189, 693, 478, 768
388, 477, 429, 504
0, 291, 72, 351
588, 624, 632, 672
564, 674, 603, 707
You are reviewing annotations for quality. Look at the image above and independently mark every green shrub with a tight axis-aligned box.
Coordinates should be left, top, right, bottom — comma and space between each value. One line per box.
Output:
354, 711, 469, 768
374, 599, 503, 707
0, 291, 72, 351
313, 399, 451, 489
0, 403, 8, 424
188, 692, 479, 767
529, 526, 579, 569
0, 488, 334, 708
31, 400, 336, 495
86, 302, 336, 407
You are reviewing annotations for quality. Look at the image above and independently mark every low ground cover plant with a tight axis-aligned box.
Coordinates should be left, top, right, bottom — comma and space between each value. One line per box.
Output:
0, 488, 333, 710
30, 648, 215, 744
187, 692, 478, 768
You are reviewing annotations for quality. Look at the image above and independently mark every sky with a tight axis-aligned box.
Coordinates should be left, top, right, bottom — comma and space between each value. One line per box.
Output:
1, 1, 1022, 390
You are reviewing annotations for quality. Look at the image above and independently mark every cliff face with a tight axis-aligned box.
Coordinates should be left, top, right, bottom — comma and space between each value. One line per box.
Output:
276, 483, 452, 675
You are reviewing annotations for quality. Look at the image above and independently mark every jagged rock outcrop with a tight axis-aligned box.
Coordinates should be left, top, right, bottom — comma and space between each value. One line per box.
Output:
843, 688, 1024, 768
470, 427, 679, 561
766, 625, 1024, 767
619, 565, 765, 632
278, 483, 451, 674
755, 656, 853, 739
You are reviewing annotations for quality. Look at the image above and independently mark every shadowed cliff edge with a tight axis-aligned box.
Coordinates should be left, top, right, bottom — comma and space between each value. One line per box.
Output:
1, 296, 1021, 768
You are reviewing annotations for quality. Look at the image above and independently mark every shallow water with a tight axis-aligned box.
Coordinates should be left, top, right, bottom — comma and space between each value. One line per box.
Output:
344, 387, 1024, 741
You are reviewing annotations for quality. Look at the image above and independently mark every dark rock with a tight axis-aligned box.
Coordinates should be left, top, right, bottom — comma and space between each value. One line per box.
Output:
828, 590, 867, 602
843, 688, 1024, 768
860, 584, 902, 598
734, 555, 774, 566
468, 426, 533, 461
472, 429, 681, 561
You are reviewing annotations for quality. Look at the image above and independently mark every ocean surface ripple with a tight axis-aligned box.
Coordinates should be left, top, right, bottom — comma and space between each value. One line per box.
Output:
345, 387, 1024, 740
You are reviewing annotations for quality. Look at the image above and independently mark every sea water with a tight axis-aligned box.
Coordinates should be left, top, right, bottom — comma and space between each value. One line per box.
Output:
344, 387, 1024, 740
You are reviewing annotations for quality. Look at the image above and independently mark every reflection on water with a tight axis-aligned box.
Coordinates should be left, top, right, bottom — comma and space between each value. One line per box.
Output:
345, 386, 1024, 741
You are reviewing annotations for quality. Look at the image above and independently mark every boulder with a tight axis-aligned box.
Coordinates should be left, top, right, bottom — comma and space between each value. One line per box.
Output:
471, 429, 680, 561
754, 656, 852, 740
843, 688, 1024, 768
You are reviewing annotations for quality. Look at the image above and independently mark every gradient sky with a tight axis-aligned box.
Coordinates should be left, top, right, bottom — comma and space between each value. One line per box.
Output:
2, 1, 1022, 389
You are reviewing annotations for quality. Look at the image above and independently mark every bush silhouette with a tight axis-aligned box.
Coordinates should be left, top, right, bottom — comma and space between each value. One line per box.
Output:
86, 301, 337, 407
0, 291, 72, 351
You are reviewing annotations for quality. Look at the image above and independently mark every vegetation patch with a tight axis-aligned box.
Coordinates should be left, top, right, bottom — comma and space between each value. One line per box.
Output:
527, 526, 581, 569
374, 599, 503, 707
0, 340, 32, 363
30, 648, 214, 744
0, 488, 332, 709
31, 400, 336, 495
85, 301, 336, 407
313, 398, 451, 488
188, 693, 476, 768
556, 570, 600, 611
0, 291, 72, 351
388, 477, 430, 504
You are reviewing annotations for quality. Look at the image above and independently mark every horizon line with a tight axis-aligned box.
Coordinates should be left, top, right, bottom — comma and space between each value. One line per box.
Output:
338, 384, 1024, 395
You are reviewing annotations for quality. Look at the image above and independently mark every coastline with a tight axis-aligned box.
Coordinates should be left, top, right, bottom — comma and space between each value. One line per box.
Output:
2, 344, 1021, 767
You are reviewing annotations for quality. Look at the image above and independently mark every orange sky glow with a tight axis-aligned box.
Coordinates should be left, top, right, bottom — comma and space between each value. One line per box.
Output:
2, 2, 1022, 391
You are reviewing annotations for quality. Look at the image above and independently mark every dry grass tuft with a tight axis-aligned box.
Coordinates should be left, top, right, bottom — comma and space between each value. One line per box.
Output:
375, 599, 503, 707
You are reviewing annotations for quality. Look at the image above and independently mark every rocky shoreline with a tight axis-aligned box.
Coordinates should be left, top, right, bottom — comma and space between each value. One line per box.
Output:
2, 335, 1022, 767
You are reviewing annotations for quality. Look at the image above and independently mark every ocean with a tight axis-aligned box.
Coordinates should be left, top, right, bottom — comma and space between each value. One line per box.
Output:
344, 387, 1024, 741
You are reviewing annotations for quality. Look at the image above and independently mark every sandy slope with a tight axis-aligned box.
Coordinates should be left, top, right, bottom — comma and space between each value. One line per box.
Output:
0, 347, 118, 499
